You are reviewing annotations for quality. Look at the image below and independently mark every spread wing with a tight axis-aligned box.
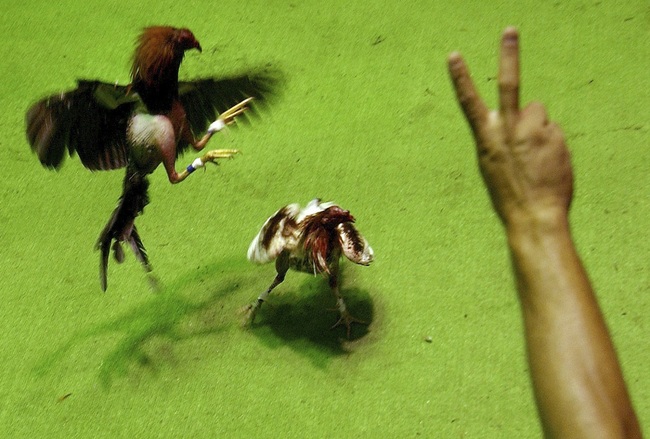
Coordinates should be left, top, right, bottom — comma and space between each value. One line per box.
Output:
177, 70, 278, 154
336, 222, 374, 266
247, 203, 301, 264
26, 80, 140, 170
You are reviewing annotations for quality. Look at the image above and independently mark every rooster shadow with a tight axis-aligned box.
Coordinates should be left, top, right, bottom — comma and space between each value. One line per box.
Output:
33, 260, 249, 388
246, 268, 375, 366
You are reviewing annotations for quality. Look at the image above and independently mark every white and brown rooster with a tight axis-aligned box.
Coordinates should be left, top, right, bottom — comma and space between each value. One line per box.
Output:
245, 199, 374, 336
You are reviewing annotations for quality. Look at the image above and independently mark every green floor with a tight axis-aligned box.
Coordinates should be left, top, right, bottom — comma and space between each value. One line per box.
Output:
2, 1, 648, 437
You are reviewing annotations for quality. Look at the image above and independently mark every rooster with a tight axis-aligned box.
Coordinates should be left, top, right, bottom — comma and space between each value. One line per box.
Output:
26, 26, 273, 291
245, 199, 374, 337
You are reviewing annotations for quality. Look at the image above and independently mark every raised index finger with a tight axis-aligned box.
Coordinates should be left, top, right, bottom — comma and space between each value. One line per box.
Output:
448, 51, 489, 135
498, 27, 520, 127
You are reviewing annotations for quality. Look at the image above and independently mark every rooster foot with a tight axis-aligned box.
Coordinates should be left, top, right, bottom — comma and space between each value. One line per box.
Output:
330, 310, 366, 338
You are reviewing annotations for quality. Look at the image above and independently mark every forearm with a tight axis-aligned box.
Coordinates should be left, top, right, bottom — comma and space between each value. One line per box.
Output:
507, 214, 641, 438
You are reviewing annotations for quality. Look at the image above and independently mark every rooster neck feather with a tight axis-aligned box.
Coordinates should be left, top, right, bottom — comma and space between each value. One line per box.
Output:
130, 26, 198, 113
301, 207, 354, 274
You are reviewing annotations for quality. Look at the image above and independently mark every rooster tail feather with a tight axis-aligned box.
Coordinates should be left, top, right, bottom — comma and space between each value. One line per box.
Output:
99, 239, 110, 292
95, 165, 150, 290
128, 226, 151, 272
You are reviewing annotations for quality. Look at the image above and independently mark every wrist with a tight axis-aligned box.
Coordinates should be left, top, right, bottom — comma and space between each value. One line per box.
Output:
505, 208, 572, 251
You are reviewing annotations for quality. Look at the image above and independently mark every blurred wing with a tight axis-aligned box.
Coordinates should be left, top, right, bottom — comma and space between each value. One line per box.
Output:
336, 222, 374, 266
26, 80, 140, 170
178, 71, 278, 153
296, 198, 335, 222
247, 203, 301, 264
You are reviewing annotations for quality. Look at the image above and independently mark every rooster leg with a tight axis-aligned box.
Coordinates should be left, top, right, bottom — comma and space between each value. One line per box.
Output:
243, 253, 289, 325
193, 97, 253, 150
174, 149, 241, 183
328, 264, 365, 338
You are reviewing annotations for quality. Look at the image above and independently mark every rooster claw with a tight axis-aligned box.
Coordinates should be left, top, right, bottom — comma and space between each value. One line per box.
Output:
202, 148, 240, 164
220, 97, 253, 120
240, 300, 265, 327
330, 311, 366, 338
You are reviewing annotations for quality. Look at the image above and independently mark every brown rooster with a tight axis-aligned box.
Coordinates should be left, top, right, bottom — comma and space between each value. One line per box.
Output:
25, 26, 274, 291
245, 199, 374, 337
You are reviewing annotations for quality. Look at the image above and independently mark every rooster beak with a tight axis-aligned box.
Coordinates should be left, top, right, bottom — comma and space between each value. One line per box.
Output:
195, 42, 203, 53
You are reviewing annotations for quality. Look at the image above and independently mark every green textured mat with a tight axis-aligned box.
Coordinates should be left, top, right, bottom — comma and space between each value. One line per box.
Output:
1, 1, 648, 437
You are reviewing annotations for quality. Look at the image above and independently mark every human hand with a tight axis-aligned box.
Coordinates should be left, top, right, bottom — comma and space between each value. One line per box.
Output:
448, 27, 573, 229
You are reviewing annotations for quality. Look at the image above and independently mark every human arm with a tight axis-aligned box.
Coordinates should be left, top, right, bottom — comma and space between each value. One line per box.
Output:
448, 27, 642, 438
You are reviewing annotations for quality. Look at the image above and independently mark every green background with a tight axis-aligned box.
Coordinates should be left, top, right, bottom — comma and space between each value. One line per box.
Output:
1, 1, 648, 437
